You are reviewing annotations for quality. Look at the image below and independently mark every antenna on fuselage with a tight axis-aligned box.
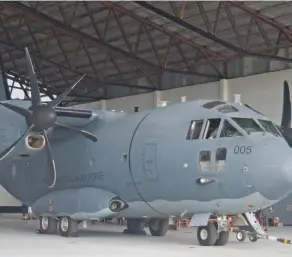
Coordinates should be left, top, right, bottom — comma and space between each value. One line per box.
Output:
233, 94, 242, 105
134, 107, 139, 112
181, 96, 187, 102
158, 101, 169, 107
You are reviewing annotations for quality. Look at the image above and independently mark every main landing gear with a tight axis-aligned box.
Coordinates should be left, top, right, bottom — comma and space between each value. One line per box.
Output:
123, 218, 169, 236
37, 216, 78, 237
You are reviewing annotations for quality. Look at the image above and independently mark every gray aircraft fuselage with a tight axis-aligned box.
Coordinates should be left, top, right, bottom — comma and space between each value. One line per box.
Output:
0, 99, 291, 221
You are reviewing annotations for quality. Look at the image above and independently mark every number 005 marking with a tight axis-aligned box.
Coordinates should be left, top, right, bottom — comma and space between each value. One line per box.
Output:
234, 145, 252, 154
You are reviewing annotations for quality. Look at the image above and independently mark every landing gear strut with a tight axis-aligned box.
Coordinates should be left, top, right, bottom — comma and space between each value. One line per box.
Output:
124, 219, 146, 235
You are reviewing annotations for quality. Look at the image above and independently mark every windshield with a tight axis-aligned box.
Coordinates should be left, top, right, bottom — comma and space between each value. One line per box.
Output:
258, 119, 282, 137
220, 120, 242, 138
232, 118, 263, 134
216, 105, 239, 113
202, 101, 225, 109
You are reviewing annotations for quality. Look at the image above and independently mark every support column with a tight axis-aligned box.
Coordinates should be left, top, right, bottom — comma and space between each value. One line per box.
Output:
219, 79, 229, 101
100, 100, 106, 110
153, 91, 161, 108
0, 57, 10, 100
154, 91, 169, 108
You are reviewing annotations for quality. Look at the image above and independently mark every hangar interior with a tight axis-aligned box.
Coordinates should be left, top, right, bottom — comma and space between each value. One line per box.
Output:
0, 1, 292, 223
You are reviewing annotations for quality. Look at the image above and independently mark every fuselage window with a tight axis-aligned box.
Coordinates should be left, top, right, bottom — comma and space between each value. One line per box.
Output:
232, 118, 263, 134
202, 101, 225, 109
258, 119, 282, 137
216, 148, 227, 171
199, 151, 212, 172
203, 118, 221, 139
216, 105, 239, 113
186, 120, 204, 140
220, 120, 243, 138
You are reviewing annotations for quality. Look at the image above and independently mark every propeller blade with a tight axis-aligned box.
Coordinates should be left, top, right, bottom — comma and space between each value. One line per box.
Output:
25, 47, 41, 106
54, 122, 98, 142
43, 130, 57, 188
48, 74, 86, 109
281, 81, 291, 130
0, 102, 32, 118
0, 124, 34, 161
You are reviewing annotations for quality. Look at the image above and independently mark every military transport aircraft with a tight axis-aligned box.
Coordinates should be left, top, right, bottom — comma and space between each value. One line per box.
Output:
0, 48, 291, 246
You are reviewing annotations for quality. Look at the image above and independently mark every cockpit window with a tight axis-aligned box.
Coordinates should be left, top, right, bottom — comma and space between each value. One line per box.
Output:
202, 101, 225, 109
186, 120, 204, 140
258, 119, 282, 137
220, 120, 243, 138
216, 105, 239, 113
232, 118, 263, 134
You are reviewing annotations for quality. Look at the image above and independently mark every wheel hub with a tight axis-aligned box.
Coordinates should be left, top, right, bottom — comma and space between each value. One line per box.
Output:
41, 217, 49, 230
237, 232, 243, 240
61, 218, 69, 232
151, 221, 160, 231
200, 229, 208, 240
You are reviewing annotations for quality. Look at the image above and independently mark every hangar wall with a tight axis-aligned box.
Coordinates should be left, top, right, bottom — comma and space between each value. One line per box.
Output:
77, 68, 292, 125
0, 75, 21, 211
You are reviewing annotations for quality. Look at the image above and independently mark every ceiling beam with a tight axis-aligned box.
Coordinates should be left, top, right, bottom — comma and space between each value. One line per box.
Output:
229, 1, 292, 41
101, 1, 225, 61
135, 1, 292, 64
0, 40, 154, 92
0, 1, 217, 79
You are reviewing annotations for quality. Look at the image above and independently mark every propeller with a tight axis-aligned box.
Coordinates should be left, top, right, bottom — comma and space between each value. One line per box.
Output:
279, 80, 292, 146
0, 47, 98, 188
244, 80, 292, 147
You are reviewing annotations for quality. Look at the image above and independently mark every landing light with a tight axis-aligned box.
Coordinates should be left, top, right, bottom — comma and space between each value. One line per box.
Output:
197, 177, 215, 185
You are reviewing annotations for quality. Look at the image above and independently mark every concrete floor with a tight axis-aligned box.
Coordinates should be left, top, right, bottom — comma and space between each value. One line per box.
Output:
0, 215, 291, 257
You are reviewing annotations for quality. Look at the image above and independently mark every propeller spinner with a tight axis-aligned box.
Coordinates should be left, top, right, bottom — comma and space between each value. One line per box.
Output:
0, 48, 98, 188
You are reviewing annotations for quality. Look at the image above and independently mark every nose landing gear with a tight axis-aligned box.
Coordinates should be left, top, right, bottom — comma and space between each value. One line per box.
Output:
197, 221, 230, 246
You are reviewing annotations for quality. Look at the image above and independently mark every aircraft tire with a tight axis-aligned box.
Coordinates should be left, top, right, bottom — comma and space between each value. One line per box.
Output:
197, 222, 217, 246
149, 219, 169, 236
236, 230, 247, 242
59, 216, 78, 237
248, 235, 258, 242
214, 231, 229, 246
39, 216, 57, 234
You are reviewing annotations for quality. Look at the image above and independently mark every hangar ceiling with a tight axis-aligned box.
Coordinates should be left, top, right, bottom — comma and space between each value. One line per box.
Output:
1, 1, 292, 105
